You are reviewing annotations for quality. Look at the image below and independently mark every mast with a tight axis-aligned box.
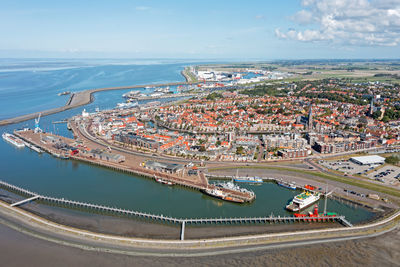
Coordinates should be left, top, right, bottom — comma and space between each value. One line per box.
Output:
323, 183, 328, 215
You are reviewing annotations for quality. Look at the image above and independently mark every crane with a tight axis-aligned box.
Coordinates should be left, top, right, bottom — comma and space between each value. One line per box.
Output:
34, 113, 42, 133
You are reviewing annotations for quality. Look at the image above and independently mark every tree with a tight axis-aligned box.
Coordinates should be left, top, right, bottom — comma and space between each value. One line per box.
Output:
236, 146, 244, 155
385, 155, 399, 165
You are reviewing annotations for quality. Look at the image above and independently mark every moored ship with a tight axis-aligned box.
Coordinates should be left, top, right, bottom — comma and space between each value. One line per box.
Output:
2, 133, 25, 148
294, 205, 337, 218
234, 176, 263, 184
25, 142, 43, 153
154, 177, 175, 186
286, 191, 321, 212
202, 187, 244, 203
277, 179, 297, 190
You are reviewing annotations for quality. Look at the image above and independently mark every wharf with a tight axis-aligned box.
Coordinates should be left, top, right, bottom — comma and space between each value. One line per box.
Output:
14, 130, 255, 203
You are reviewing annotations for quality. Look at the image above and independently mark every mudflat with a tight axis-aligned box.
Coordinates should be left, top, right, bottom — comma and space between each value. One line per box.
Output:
0, 216, 399, 266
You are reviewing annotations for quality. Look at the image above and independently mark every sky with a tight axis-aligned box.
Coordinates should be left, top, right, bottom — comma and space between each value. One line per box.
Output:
0, 0, 399, 59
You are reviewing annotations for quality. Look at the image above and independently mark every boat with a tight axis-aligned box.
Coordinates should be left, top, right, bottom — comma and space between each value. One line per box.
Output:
24, 142, 43, 153
155, 177, 175, 186
201, 187, 244, 203
2, 133, 25, 148
116, 102, 138, 109
214, 181, 255, 196
234, 176, 263, 184
277, 179, 297, 190
304, 184, 317, 191
122, 90, 141, 98
154, 86, 171, 93
294, 205, 337, 218
58, 91, 71, 96
286, 191, 321, 212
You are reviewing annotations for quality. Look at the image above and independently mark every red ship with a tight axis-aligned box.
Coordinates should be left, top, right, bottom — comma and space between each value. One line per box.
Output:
294, 205, 337, 220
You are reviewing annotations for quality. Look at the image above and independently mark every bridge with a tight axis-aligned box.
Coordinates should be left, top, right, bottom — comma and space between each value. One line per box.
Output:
0, 180, 353, 239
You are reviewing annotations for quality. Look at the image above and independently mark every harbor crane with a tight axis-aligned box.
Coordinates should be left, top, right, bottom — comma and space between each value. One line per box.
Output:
34, 113, 42, 133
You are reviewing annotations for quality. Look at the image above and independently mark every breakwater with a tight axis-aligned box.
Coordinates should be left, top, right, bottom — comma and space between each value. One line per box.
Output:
0, 81, 193, 126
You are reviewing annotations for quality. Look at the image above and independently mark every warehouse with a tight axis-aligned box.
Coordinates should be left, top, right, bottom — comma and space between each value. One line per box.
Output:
350, 155, 385, 165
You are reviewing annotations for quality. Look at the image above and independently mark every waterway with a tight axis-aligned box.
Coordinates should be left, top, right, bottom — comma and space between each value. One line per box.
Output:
0, 59, 375, 224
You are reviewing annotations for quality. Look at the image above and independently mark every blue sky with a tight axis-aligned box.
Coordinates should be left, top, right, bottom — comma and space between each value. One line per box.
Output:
0, 0, 399, 59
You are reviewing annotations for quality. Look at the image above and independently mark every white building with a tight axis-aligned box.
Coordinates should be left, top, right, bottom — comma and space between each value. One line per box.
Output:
350, 155, 385, 165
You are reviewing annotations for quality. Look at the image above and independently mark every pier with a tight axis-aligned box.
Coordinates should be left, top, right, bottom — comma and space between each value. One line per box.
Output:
0, 179, 352, 239
10, 195, 40, 207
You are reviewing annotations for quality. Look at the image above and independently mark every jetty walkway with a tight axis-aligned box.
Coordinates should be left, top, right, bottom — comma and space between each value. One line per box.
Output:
0, 179, 353, 240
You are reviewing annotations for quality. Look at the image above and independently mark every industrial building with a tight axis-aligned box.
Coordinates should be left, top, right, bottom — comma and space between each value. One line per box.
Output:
350, 155, 385, 165
144, 160, 184, 174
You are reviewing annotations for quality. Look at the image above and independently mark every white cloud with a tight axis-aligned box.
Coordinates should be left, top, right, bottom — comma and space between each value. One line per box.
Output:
276, 0, 400, 46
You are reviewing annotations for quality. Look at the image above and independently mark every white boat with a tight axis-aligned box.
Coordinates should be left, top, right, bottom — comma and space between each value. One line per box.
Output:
234, 176, 263, 183
214, 181, 255, 197
155, 177, 175, 186
116, 102, 138, 109
2, 133, 25, 148
24, 141, 43, 153
122, 90, 141, 98
286, 191, 321, 212
277, 179, 297, 190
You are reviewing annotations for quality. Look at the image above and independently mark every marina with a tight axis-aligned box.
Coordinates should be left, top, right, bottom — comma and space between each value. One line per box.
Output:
0, 180, 353, 229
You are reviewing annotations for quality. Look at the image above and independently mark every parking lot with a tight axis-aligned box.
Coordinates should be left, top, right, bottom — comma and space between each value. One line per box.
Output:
319, 159, 400, 187
367, 165, 400, 186
319, 159, 375, 175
